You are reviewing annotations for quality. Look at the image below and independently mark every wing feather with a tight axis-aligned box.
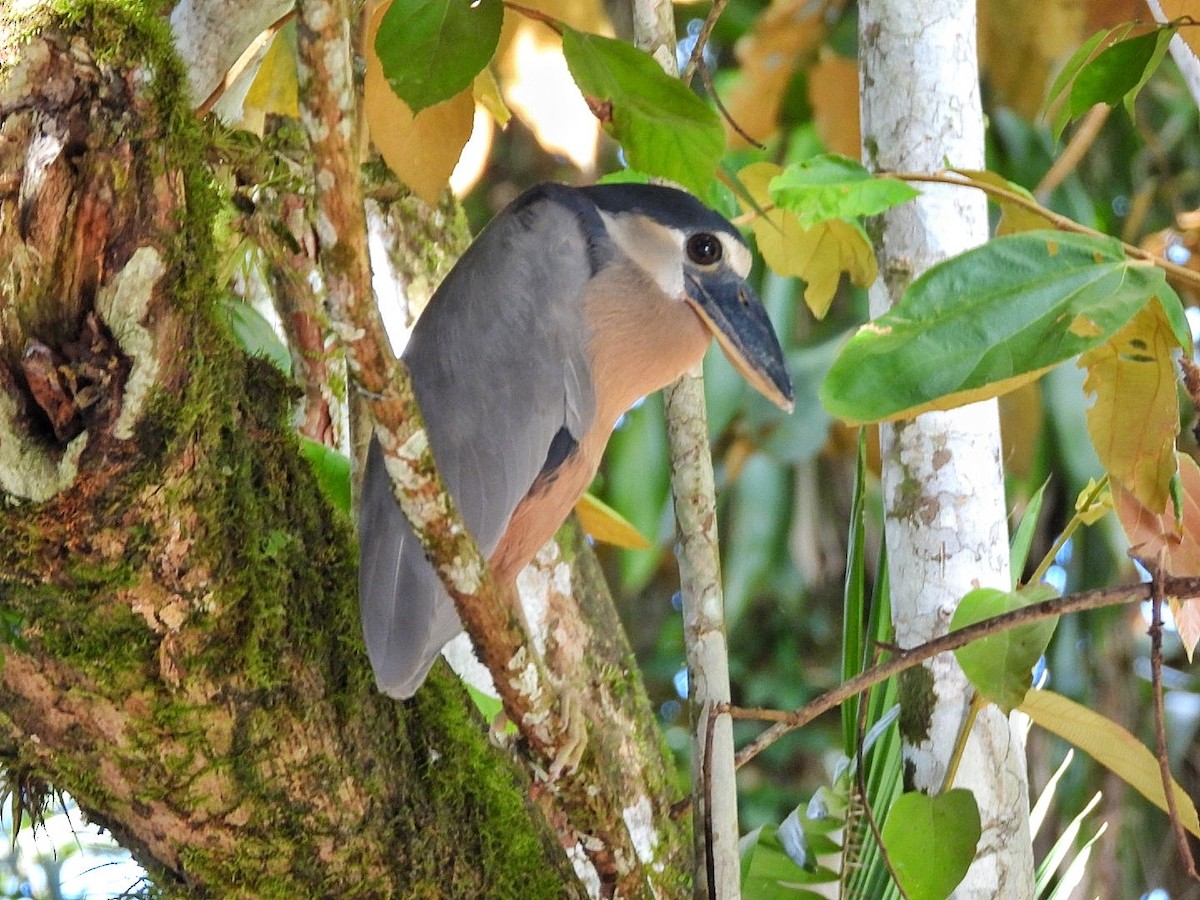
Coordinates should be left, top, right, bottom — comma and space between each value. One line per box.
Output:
357, 185, 599, 697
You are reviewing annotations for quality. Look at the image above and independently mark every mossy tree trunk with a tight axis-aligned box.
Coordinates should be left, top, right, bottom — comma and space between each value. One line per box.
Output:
0, 7, 596, 896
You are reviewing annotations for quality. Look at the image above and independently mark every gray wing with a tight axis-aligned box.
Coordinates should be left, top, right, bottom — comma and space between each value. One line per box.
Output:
358, 185, 600, 698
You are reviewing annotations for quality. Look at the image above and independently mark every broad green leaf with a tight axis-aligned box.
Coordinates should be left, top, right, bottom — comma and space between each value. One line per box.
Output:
299, 437, 351, 515
739, 162, 876, 318
573, 491, 651, 550
1069, 27, 1174, 122
881, 789, 980, 900
366, 3, 474, 205
769, 155, 919, 229
1020, 689, 1200, 839
220, 296, 291, 375
1009, 479, 1049, 586
375, 0, 503, 114
952, 584, 1058, 713
1080, 298, 1185, 515
821, 231, 1180, 424
562, 28, 724, 195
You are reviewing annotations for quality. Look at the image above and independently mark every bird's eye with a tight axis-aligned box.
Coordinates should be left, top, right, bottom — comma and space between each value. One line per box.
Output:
687, 232, 723, 266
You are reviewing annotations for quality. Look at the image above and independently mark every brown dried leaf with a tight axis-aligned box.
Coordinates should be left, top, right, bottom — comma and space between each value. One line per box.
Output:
808, 48, 859, 158
722, 0, 826, 148
1169, 596, 1200, 660
364, 1, 474, 205
1113, 452, 1200, 575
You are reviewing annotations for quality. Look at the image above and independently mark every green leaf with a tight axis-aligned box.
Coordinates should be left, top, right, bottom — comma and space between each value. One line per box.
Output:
1069, 27, 1174, 122
820, 230, 1180, 424
1046, 24, 1128, 139
375, 0, 503, 114
951, 584, 1058, 713
561, 28, 724, 195
1009, 479, 1049, 586
739, 824, 838, 895
769, 155, 919, 228
220, 296, 292, 375
299, 437, 351, 515
881, 789, 980, 900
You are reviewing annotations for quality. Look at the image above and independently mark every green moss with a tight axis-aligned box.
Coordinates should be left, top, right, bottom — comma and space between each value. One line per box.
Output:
898, 664, 935, 746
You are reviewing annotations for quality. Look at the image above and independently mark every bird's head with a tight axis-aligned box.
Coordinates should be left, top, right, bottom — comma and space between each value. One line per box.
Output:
581, 183, 795, 413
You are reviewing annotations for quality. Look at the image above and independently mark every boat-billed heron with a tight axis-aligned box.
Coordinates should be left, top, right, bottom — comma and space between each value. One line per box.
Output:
359, 182, 793, 698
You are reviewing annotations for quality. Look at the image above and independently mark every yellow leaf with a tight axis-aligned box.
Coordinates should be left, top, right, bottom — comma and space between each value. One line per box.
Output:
364, 1, 474, 205
845, 364, 1056, 426
1114, 452, 1200, 576
574, 492, 652, 550
737, 162, 876, 319
1073, 478, 1112, 525
1080, 300, 1180, 514
1020, 689, 1200, 839
240, 27, 300, 134
473, 67, 511, 127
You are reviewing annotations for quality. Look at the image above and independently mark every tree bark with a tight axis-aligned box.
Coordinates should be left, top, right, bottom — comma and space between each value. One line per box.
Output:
859, 1, 1036, 896
0, 9, 581, 895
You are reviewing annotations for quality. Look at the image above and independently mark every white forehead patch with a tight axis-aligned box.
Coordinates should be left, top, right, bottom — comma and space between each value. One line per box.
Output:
722, 234, 752, 278
598, 209, 751, 296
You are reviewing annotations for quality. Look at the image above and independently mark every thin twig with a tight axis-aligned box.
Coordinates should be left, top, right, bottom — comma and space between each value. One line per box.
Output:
939, 691, 984, 793
502, 1, 563, 35
727, 577, 1200, 769
696, 59, 764, 150
1149, 554, 1200, 879
681, 0, 728, 85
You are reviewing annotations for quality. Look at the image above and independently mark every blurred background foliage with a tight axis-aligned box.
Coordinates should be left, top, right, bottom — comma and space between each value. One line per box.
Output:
447, 0, 1200, 896
7, 0, 1200, 896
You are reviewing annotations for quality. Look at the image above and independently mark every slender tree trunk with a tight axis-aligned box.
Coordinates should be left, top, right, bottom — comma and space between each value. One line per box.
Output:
629, 1, 742, 894
858, 1, 1036, 895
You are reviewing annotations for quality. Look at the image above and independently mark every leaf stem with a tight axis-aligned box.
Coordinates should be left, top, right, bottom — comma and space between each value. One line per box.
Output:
940, 691, 984, 794
1027, 476, 1109, 587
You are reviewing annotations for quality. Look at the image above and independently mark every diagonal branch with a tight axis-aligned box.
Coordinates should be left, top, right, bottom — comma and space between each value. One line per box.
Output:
727, 576, 1200, 768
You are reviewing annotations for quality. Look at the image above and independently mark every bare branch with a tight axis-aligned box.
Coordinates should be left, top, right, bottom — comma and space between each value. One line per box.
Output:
728, 577, 1200, 767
